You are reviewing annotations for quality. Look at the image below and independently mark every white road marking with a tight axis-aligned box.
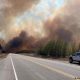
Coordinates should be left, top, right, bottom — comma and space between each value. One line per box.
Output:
10, 56, 18, 80
25, 56, 80, 71
24, 57, 75, 79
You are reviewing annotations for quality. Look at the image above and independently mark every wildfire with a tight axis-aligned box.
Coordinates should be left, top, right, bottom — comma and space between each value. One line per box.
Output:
9, 0, 66, 39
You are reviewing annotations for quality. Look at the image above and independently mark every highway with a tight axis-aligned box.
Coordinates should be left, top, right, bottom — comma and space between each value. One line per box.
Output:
0, 54, 80, 80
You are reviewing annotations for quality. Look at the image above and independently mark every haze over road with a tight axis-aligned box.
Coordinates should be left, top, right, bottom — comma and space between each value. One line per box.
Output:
0, 54, 80, 80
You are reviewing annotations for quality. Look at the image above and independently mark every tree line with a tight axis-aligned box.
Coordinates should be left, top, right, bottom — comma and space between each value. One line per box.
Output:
37, 39, 80, 58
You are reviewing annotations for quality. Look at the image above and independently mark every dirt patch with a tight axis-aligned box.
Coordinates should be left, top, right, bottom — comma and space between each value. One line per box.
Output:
0, 53, 8, 59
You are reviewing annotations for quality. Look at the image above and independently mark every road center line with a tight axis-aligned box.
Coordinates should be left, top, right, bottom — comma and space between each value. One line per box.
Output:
10, 56, 18, 80
24, 57, 75, 79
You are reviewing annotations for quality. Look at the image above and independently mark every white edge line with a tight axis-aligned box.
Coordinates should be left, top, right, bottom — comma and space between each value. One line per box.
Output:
10, 56, 18, 80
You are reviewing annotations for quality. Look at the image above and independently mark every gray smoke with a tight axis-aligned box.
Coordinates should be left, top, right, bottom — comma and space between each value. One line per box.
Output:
44, 0, 80, 43
0, 0, 40, 40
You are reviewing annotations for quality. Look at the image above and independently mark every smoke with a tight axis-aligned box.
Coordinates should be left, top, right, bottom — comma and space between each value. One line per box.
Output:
56, 28, 73, 42
0, 0, 40, 40
1, 0, 80, 51
5, 31, 36, 52
7, 0, 39, 16
43, 0, 80, 43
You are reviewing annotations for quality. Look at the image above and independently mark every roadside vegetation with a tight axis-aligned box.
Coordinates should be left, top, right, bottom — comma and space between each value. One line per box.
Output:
37, 39, 80, 58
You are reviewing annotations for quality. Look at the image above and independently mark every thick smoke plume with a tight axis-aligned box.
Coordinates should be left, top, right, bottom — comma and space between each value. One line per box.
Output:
43, 0, 80, 43
0, 0, 39, 40
0, 0, 80, 52
5, 31, 36, 52
44, 17, 73, 42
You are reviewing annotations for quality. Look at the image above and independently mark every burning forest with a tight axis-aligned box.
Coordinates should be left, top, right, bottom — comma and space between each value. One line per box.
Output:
0, 0, 80, 55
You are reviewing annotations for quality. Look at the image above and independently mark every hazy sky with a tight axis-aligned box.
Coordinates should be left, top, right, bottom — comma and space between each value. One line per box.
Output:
0, 0, 80, 42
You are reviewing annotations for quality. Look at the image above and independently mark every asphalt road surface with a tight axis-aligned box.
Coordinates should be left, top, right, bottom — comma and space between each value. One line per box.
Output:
0, 54, 80, 80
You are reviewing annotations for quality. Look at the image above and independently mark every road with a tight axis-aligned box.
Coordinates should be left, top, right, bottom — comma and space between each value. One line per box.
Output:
0, 54, 80, 80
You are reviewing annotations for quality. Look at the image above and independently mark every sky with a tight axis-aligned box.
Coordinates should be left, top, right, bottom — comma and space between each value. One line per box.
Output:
0, 0, 80, 43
